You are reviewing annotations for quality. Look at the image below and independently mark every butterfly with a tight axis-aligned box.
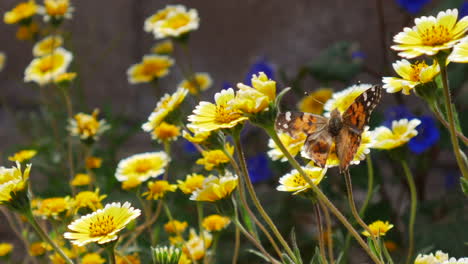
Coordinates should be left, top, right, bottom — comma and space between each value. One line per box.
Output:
275, 85, 383, 173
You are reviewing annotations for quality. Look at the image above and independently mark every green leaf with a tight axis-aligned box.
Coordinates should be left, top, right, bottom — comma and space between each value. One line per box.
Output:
290, 228, 303, 264
246, 249, 271, 263
460, 177, 468, 196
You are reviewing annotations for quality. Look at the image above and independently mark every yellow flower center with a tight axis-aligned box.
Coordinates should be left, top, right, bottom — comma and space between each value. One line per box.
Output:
142, 61, 163, 76
409, 61, 428, 82
291, 174, 307, 186
214, 105, 242, 124
166, 13, 190, 29
420, 25, 452, 46
153, 123, 180, 140
38, 56, 63, 73
134, 161, 152, 174
89, 215, 116, 237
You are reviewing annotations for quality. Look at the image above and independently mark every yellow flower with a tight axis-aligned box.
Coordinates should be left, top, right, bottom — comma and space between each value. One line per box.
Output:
29, 242, 46, 256
144, 5, 185, 33
4, 1, 38, 24
152, 6, 199, 39
414, 251, 449, 264
0, 52, 6, 72
297, 88, 333, 114
152, 122, 181, 142
54, 72, 76, 84
169, 235, 184, 245
0, 243, 13, 257
121, 177, 143, 191
323, 83, 371, 115
116, 253, 141, 264
86, 156, 102, 169
68, 109, 109, 141
182, 128, 211, 145
240, 72, 276, 101
382, 60, 440, 95
164, 220, 188, 234
361, 220, 393, 237
34, 197, 72, 219
8, 149, 37, 162
371, 118, 421, 150
24, 47, 73, 86
190, 172, 238, 202
142, 87, 188, 133
0, 162, 31, 205
277, 167, 326, 195
392, 9, 468, 58
33, 35, 63, 57
16, 22, 39, 40
183, 229, 212, 261
81, 253, 105, 264
177, 173, 205, 194
142, 180, 177, 200
188, 88, 248, 132
64, 202, 141, 246
448, 37, 468, 63
267, 132, 306, 162
127, 55, 174, 84
178, 253, 191, 264
178, 73, 213, 95
152, 40, 173, 55
234, 72, 277, 114
116, 152, 170, 183
43, 0, 73, 22
49, 248, 75, 264
202, 214, 231, 232
73, 189, 107, 213
196, 143, 234, 171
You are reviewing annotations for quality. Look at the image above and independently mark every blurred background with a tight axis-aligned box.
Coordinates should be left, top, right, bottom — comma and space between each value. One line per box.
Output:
0, 0, 467, 263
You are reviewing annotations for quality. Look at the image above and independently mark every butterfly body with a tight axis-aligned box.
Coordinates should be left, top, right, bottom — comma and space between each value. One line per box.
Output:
276, 85, 383, 173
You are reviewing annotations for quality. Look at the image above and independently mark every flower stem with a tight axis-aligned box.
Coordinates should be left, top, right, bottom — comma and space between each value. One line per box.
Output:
265, 127, 383, 264
436, 55, 468, 179
232, 224, 240, 264
25, 210, 74, 264
105, 243, 117, 264
401, 160, 417, 264
319, 202, 334, 264
314, 202, 328, 264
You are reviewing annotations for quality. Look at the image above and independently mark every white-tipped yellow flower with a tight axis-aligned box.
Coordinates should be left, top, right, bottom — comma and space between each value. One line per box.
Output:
64, 202, 141, 246
142, 180, 177, 200
182, 128, 211, 144
182, 229, 212, 261
392, 9, 468, 58
151, 40, 174, 55
34, 196, 72, 219
277, 167, 326, 195
324, 83, 371, 115
144, 5, 185, 33
0, 162, 31, 205
42, 0, 73, 22
202, 214, 231, 232
8, 149, 37, 163
190, 172, 238, 202
268, 132, 306, 162
67, 109, 109, 141
361, 220, 393, 237
0, 52, 6, 72
448, 37, 468, 63
142, 87, 188, 133
152, 6, 200, 39
178, 173, 205, 194
33, 35, 63, 57
24, 47, 73, 86
4, 1, 38, 24
127, 55, 174, 84
73, 189, 107, 213
188, 88, 248, 132
371, 119, 421, 150
115, 152, 170, 183
414, 251, 450, 264
152, 122, 181, 143
178, 73, 213, 95
382, 59, 440, 95
234, 72, 276, 114
196, 143, 234, 171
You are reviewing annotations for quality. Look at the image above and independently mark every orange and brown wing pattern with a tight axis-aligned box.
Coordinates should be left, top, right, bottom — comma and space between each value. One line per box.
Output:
342, 85, 383, 132
335, 127, 361, 172
275, 111, 327, 138
303, 131, 333, 168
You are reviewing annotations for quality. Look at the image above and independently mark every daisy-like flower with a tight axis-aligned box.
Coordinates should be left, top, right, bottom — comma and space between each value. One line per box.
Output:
196, 143, 234, 171
73, 189, 107, 213
33, 35, 63, 57
188, 88, 248, 132
234, 72, 276, 114
392, 9, 468, 58
415, 251, 449, 264
182, 128, 211, 144
115, 152, 170, 183
24, 47, 73, 86
152, 6, 199, 39
16, 22, 39, 41
177, 173, 205, 194
29, 242, 46, 256
3, 1, 38, 24
202, 214, 231, 232
267, 132, 307, 162
85, 156, 102, 169
142, 180, 177, 200
178, 72, 213, 95
361, 220, 393, 237
297, 88, 333, 114
67, 109, 109, 141
324, 83, 372, 115
0, 162, 31, 206
42, 0, 74, 22
142, 87, 188, 133
121, 177, 142, 191
164, 220, 188, 234
152, 122, 180, 142
371, 118, 421, 150
152, 246, 182, 264
127, 55, 174, 84
0, 52, 6, 72
116, 253, 141, 264
277, 167, 327, 195
54, 72, 76, 85
182, 229, 212, 261
144, 5, 185, 32
0, 243, 13, 257
190, 172, 238, 202
34, 196, 72, 219
448, 37, 468, 63
64, 202, 141, 246
8, 149, 37, 162
81, 253, 105, 264
382, 59, 440, 95
151, 40, 173, 55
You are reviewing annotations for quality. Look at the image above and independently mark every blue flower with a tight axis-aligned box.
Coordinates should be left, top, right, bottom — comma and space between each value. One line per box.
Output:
460, 1, 468, 18
351, 51, 366, 61
244, 57, 274, 85
383, 106, 414, 128
183, 141, 198, 154
247, 153, 272, 184
396, 0, 431, 14
222, 81, 233, 90
407, 116, 440, 154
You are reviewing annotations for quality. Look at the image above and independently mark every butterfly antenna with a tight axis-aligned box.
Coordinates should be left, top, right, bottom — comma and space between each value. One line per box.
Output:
312, 97, 325, 106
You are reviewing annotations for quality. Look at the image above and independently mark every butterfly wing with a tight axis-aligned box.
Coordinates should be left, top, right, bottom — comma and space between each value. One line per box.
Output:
303, 131, 333, 168
275, 111, 328, 138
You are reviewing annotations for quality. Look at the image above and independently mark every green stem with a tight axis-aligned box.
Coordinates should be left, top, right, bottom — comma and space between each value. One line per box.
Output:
265, 127, 383, 264
25, 210, 74, 264
436, 55, 468, 179
314, 203, 328, 264
382, 239, 395, 264
196, 203, 207, 264
319, 202, 334, 264
232, 135, 297, 262
105, 244, 117, 264
401, 160, 417, 264
59, 86, 76, 194
232, 225, 240, 264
